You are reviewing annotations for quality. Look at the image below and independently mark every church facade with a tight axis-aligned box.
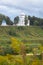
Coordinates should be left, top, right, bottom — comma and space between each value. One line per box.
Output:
16, 13, 30, 26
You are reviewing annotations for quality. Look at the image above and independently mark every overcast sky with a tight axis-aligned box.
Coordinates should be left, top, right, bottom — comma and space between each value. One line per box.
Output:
0, 0, 43, 20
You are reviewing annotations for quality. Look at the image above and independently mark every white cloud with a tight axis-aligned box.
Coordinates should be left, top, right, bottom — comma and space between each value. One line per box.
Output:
0, 0, 43, 20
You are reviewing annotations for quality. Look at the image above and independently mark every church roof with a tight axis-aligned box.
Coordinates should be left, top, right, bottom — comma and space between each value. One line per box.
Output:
20, 12, 25, 16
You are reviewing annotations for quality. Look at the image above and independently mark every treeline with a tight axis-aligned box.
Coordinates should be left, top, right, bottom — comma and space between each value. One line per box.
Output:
0, 14, 13, 25
0, 13, 43, 26
28, 16, 43, 26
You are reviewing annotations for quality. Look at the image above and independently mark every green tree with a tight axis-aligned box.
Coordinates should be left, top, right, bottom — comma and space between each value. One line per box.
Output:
34, 20, 39, 26
0, 14, 5, 25
14, 16, 19, 25
5, 16, 13, 25
0, 14, 13, 25
24, 15, 28, 25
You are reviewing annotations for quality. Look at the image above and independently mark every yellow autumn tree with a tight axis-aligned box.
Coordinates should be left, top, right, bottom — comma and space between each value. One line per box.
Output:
10, 37, 22, 54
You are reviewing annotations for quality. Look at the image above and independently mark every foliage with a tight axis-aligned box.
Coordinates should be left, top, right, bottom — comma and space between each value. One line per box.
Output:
0, 56, 9, 65
0, 14, 13, 25
0, 55, 42, 65
14, 16, 19, 25
24, 15, 28, 25
28, 16, 43, 26
10, 37, 22, 54
0, 13, 43, 26
0, 26, 43, 65
5, 16, 13, 25
0, 26, 43, 55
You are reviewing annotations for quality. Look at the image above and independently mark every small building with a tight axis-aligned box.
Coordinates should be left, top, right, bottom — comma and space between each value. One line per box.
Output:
1, 20, 7, 26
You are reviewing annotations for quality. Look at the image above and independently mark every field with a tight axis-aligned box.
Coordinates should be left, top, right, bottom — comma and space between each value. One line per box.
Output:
0, 26, 43, 65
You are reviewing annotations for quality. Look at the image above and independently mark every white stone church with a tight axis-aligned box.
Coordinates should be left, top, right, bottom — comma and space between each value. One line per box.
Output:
15, 13, 30, 26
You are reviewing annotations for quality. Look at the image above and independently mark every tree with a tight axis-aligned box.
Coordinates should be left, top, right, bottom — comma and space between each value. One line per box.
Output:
0, 14, 13, 25
34, 20, 39, 26
14, 16, 19, 25
0, 19, 2, 25
5, 16, 13, 25
0, 14, 5, 25
24, 15, 28, 25
30, 16, 35, 25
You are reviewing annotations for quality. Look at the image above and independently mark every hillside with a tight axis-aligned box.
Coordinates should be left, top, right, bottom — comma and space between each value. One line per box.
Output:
0, 26, 43, 45
0, 26, 43, 60
0, 26, 43, 39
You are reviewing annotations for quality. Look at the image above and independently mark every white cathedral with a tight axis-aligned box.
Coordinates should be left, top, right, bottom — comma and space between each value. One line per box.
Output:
16, 13, 30, 26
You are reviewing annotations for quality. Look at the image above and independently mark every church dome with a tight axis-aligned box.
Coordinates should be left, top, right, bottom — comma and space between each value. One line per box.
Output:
20, 12, 25, 16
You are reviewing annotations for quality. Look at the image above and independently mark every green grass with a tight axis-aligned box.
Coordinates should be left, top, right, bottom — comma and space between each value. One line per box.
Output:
0, 26, 43, 45
0, 26, 43, 44
0, 26, 43, 53
0, 26, 43, 65
0, 26, 43, 38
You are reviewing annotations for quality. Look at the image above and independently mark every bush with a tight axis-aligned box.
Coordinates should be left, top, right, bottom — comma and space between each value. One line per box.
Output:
0, 56, 9, 65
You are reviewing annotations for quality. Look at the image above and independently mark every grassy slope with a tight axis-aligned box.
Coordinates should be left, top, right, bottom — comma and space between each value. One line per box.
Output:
0, 26, 43, 39
0, 26, 43, 44
0, 26, 43, 65
0, 26, 43, 53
